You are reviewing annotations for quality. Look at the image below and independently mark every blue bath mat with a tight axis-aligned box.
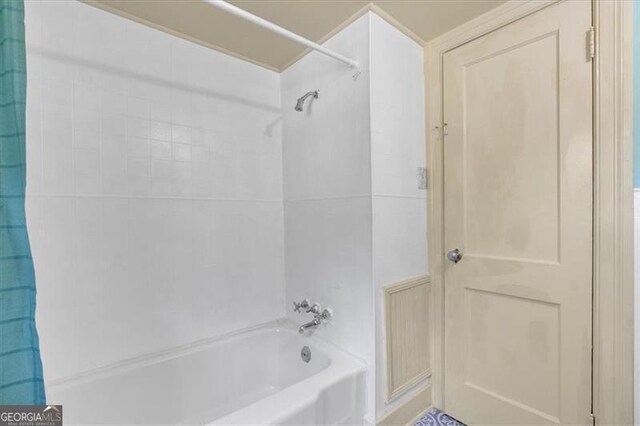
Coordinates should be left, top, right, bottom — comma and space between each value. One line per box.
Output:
414, 408, 465, 426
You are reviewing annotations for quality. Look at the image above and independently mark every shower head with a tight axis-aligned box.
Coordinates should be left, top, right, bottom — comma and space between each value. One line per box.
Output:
295, 90, 319, 112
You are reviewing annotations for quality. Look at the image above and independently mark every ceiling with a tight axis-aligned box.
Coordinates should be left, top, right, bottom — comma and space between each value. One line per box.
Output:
86, 0, 507, 72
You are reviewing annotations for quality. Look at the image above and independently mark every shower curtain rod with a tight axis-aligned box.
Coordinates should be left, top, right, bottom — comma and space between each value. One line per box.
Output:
204, 0, 359, 69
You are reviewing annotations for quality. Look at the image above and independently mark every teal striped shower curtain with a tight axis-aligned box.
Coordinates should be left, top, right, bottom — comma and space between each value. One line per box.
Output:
0, 0, 46, 404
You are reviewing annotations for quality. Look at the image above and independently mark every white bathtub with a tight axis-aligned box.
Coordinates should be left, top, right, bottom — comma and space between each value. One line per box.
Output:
46, 322, 366, 425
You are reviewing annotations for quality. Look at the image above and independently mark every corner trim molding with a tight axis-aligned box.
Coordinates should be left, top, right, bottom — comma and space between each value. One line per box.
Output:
368, 4, 426, 47
280, 3, 426, 72
591, 0, 635, 424
278, 3, 372, 72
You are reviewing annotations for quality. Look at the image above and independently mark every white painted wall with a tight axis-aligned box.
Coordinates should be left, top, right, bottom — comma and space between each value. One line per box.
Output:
369, 14, 428, 419
24, 0, 285, 383
635, 190, 640, 426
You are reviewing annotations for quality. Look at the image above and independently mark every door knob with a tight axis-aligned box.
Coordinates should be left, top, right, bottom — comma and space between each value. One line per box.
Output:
447, 248, 463, 264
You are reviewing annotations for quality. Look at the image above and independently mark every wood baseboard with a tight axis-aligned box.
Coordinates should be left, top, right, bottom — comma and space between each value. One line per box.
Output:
377, 385, 432, 426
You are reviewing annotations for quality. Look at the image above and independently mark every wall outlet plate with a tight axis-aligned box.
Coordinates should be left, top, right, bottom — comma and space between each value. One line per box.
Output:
417, 167, 427, 190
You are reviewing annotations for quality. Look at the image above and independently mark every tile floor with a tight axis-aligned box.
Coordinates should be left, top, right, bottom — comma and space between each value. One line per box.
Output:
414, 408, 465, 426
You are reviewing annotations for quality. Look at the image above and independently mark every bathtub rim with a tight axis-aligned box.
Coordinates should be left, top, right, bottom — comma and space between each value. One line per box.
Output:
45, 318, 366, 392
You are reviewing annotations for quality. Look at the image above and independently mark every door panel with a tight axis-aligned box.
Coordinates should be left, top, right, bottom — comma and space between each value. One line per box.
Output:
443, 2, 592, 424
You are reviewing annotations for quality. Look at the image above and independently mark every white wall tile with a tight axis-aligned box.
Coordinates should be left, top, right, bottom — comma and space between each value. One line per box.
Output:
25, 0, 285, 384
150, 121, 171, 142
372, 196, 428, 417
101, 112, 126, 137
73, 83, 101, 113
370, 14, 426, 199
127, 137, 149, 158
171, 124, 191, 144
284, 197, 373, 361
149, 140, 172, 160
74, 149, 100, 177
74, 129, 100, 152
281, 13, 375, 417
281, 14, 371, 200
371, 128, 426, 198
372, 197, 428, 286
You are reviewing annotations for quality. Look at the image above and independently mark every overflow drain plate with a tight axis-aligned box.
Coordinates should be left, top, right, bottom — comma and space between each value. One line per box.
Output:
301, 346, 311, 363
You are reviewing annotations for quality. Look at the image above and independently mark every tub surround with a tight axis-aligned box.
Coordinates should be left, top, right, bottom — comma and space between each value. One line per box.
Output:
281, 12, 375, 415
24, 0, 285, 383
281, 12, 427, 421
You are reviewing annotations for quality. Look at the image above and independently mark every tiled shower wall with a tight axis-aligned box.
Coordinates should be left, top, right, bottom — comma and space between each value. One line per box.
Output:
281, 13, 375, 415
370, 14, 427, 419
281, 11, 374, 378
281, 13, 427, 420
24, 0, 285, 383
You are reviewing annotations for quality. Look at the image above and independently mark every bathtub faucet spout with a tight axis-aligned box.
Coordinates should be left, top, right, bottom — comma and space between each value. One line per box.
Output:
298, 318, 322, 334
297, 307, 332, 334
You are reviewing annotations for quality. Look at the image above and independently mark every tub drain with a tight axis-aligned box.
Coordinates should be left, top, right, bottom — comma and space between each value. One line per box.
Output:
301, 346, 311, 363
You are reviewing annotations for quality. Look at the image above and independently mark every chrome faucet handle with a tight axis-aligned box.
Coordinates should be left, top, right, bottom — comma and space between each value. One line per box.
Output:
298, 307, 333, 334
306, 303, 322, 314
319, 308, 332, 321
293, 298, 310, 313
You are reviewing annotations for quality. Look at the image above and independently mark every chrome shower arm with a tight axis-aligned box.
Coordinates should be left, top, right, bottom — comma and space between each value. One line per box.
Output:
295, 90, 319, 112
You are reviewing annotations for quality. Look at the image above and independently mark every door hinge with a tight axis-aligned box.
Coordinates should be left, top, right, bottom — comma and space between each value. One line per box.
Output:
589, 412, 595, 425
587, 26, 595, 61
434, 123, 448, 140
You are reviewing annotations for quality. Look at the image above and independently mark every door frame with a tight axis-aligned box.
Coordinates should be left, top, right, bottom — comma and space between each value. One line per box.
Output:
424, 0, 634, 424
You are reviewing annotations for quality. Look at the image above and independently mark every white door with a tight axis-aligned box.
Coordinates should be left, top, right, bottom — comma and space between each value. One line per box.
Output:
443, 1, 593, 424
